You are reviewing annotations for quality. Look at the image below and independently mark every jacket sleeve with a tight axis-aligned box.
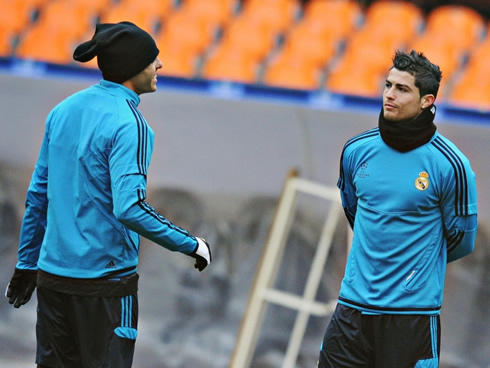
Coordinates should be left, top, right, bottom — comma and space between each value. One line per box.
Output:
440, 156, 478, 263
16, 123, 50, 270
337, 145, 357, 229
109, 114, 198, 255
112, 173, 198, 254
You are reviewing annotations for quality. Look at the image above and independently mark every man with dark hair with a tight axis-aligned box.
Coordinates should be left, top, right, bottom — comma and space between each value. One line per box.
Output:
5, 22, 211, 368
318, 50, 478, 367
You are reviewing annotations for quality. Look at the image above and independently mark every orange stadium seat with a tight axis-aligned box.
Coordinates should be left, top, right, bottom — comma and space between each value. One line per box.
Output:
158, 49, 196, 78
280, 21, 340, 69
448, 39, 490, 109
301, 0, 361, 40
326, 58, 383, 97
35, 1, 94, 41
0, 27, 14, 57
364, 1, 423, 31
121, 0, 174, 19
338, 30, 394, 78
425, 5, 485, 51
157, 10, 215, 58
0, 0, 36, 34
217, 15, 277, 64
201, 46, 258, 84
448, 76, 490, 110
263, 51, 320, 90
177, 0, 236, 29
361, 1, 423, 47
15, 24, 74, 64
99, 0, 160, 35
239, 0, 299, 35
77, 56, 99, 70
66, 0, 114, 14
409, 33, 462, 91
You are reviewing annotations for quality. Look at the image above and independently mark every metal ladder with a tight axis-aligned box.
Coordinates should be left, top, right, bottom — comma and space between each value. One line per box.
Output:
229, 170, 348, 368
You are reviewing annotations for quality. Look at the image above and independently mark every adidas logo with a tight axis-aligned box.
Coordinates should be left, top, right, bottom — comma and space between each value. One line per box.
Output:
105, 261, 116, 269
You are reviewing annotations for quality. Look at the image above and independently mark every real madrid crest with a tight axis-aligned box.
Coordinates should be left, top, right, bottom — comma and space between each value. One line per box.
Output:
415, 171, 429, 191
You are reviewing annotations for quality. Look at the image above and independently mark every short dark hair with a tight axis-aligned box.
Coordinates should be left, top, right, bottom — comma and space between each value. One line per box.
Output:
392, 50, 442, 98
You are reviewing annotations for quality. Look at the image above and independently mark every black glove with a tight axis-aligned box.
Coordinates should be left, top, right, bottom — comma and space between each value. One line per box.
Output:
5, 268, 37, 308
189, 238, 212, 272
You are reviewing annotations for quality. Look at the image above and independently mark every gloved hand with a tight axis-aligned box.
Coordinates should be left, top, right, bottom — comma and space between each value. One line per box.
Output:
5, 268, 37, 308
189, 237, 212, 272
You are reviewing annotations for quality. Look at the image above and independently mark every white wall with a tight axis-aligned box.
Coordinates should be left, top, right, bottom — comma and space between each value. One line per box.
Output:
1, 72, 489, 225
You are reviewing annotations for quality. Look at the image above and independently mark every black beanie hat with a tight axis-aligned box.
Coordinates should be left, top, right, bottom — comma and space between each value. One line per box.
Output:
73, 22, 159, 83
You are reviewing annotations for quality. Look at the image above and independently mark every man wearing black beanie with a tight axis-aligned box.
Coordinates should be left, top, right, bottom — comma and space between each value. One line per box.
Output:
6, 21, 212, 368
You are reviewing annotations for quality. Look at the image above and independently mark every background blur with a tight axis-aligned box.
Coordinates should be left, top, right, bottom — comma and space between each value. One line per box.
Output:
1, 0, 489, 367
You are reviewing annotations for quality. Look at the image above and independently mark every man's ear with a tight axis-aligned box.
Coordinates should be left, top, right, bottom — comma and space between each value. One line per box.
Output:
421, 94, 435, 109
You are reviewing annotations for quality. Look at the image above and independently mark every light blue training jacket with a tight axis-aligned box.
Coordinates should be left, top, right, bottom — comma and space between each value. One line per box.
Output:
17, 80, 198, 278
337, 128, 478, 315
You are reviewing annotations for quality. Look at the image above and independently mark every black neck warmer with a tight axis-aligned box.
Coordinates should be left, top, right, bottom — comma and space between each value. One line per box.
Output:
378, 105, 437, 152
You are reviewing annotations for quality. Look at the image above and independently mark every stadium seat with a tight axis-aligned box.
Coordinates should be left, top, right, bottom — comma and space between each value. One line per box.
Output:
15, 24, 74, 64
157, 9, 216, 56
67, 0, 114, 14
201, 46, 258, 84
123, 0, 174, 19
263, 52, 319, 90
361, 1, 423, 47
326, 58, 383, 97
448, 75, 490, 110
409, 33, 461, 85
0, 27, 14, 57
279, 21, 340, 70
217, 15, 277, 64
448, 38, 490, 108
238, 0, 299, 35
425, 5, 485, 51
337, 29, 394, 78
76, 56, 99, 70
364, 1, 423, 31
158, 49, 196, 78
99, 0, 160, 35
301, 0, 361, 40
0, 0, 36, 34
35, 1, 94, 40
177, 0, 236, 29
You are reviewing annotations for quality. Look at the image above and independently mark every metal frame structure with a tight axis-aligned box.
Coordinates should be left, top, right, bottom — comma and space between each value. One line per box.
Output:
229, 170, 348, 368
